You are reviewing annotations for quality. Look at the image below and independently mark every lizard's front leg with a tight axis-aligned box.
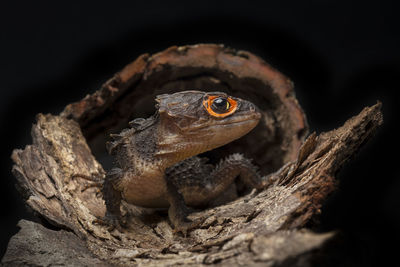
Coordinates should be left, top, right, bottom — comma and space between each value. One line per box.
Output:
165, 177, 202, 236
213, 153, 267, 190
195, 153, 267, 203
163, 154, 266, 234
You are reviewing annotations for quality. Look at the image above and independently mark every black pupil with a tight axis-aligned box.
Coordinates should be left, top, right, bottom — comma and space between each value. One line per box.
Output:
211, 97, 229, 113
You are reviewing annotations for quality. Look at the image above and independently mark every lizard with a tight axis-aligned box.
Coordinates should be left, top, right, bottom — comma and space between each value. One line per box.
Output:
102, 90, 266, 234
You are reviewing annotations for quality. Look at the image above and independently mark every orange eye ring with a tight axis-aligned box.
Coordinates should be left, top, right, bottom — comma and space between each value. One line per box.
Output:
203, 95, 238, 118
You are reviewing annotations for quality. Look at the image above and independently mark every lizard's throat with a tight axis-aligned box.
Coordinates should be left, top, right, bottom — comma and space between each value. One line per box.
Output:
155, 135, 214, 167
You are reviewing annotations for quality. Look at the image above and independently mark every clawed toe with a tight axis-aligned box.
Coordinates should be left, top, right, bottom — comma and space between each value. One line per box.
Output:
172, 218, 203, 236
94, 214, 126, 231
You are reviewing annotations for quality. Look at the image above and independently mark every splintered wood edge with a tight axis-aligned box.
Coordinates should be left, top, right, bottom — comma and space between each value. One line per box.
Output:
8, 102, 383, 266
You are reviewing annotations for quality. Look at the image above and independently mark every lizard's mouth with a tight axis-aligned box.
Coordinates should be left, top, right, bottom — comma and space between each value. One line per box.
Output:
216, 111, 262, 125
183, 110, 262, 133
184, 112, 261, 134
208, 109, 262, 131
197, 111, 262, 139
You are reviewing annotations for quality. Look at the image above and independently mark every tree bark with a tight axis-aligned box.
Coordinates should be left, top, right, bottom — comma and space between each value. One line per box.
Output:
3, 44, 383, 266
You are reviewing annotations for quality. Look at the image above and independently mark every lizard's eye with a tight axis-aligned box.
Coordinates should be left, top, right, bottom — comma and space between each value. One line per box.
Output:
203, 95, 238, 117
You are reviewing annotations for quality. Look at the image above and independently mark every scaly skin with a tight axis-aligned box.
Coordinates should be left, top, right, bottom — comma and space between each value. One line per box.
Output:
104, 90, 265, 234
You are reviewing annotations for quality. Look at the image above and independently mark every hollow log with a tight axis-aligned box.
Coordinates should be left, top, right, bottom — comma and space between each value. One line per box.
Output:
3, 44, 383, 266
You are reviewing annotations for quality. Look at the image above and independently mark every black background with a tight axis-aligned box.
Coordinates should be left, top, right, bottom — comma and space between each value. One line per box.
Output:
1, 1, 399, 266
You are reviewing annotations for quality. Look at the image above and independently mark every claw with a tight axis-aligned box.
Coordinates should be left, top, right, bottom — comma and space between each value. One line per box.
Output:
172, 217, 205, 237
80, 182, 103, 193
94, 213, 126, 232
71, 173, 104, 193
72, 173, 104, 183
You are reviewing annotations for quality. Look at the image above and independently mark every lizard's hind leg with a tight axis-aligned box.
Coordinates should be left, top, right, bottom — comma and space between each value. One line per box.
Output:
102, 168, 125, 229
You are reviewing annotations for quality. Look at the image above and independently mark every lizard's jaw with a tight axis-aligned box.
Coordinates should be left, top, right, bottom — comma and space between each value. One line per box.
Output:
179, 110, 262, 158
202, 115, 261, 151
214, 111, 261, 126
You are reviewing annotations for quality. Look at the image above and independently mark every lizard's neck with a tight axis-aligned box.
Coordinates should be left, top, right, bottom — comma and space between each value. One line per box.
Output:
125, 121, 213, 171
154, 127, 212, 168
124, 124, 184, 172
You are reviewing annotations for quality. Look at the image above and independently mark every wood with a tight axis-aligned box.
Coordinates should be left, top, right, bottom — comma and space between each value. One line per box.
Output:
4, 44, 383, 266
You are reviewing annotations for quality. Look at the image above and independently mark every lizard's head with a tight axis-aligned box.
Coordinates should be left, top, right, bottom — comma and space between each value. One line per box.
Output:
155, 91, 261, 160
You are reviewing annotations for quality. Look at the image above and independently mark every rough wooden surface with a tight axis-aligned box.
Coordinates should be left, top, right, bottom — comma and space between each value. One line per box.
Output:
1, 220, 109, 267
4, 44, 383, 266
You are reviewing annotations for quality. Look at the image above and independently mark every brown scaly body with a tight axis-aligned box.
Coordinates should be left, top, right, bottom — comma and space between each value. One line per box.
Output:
103, 90, 266, 233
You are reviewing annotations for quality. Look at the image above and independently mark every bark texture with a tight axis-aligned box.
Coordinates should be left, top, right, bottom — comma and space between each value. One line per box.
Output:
4, 44, 383, 266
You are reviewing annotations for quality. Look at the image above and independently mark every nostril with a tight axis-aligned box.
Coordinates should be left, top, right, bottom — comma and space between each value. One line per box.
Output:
250, 104, 256, 112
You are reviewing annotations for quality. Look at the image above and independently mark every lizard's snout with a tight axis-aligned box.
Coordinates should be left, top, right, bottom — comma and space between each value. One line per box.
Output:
249, 103, 256, 112
240, 100, 262, 121
250, 103, 262, 119
254, 111, 262, 120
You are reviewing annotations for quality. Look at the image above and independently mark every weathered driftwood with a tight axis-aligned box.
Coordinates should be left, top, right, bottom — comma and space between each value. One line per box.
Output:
4, 44, 383, 266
